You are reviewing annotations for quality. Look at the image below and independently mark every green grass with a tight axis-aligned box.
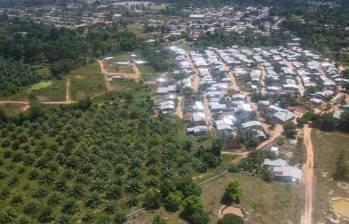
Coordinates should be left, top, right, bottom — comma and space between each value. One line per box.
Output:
127, 24, 154, 40
69, 62, 106, 101
127, 172, 303, 224
109, 79, 144, 92
312, 129, 349, 224
139, 65, 161, 81
0, 104, 25, 117
3, 79, 66, 102
29, 81, 52, 91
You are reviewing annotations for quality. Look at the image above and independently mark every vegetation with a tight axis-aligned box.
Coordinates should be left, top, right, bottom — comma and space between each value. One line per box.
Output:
217, 214, 244, 224
181, 195, 209, 224
0, 88, 222, 223
312, 129, 349, 223
283, 121, 297, 139
0, 15, 138, 95
222, 181, 243, 204
0, 60, 44, 97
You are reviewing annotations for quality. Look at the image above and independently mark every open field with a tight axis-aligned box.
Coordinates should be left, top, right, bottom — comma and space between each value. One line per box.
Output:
1, 62, 105, 102
312, 130, 349, 224
127, 24, 154, 40
2, 79, 66, 102
69, 62, 106, 100
127, 171, 303, 224
139, 64, 162, 81
0, 104, 27, 116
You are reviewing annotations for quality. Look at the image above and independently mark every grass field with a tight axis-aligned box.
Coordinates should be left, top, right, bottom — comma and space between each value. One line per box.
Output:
69, 62, 106, 101
127, 24, 154, 40
312, 129, 349, 224
127, 171, 303, 224
3, 79, 66, 102
0, 104, 26, 117
139, 64, 162, 81
109, 80, 145, 92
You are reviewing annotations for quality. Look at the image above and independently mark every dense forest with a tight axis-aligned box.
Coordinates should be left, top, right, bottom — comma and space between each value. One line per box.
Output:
0, 87, 222, 223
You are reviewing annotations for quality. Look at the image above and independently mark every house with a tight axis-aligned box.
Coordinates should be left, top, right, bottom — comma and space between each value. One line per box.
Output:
187, 126, 207, 136
241, 120, 261, 129
273, 110, 295, 123
263, 158, 302, 183
263, 158, 287, 167
273, 166, 302, 183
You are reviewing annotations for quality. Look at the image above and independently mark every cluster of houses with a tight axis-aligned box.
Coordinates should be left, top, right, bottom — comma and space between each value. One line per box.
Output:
215, 44, 341, 103
159, 43, 343, 139
167, 6, 283, 39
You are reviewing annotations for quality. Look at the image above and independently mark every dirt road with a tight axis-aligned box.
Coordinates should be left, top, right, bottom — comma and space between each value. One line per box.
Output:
98, 60, 111, 91
175, 96, 184, 119
302, 125, 314, 224
203, 93, 213, 130
66, 78, 71, 103
257, 123, 283, 150
186, 52, 200, 93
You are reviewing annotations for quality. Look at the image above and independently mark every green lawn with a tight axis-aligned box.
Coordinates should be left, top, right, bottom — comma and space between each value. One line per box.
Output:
312, 129, 349, 224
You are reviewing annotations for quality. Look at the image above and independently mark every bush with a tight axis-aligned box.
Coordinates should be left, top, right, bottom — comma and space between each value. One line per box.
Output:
164, 191, 183, 212
217, 214, 244, 224
222, 181, 243, 204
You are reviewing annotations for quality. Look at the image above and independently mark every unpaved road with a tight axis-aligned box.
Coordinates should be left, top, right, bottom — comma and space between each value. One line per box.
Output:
186, 52, 200, 93
203, 93, 213, 130
302, 125, 314, 224
257, 123, 283, 150
175, 96, 184, 119
98, 60, 111, 91
66, 78, 71, 103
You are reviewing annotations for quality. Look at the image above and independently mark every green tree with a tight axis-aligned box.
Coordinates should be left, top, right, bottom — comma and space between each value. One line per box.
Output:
152, 214, 167, 224
217, 214, 244, 224
181, 196, 209, 224
334, 151, 349, 181
283, 121, 297, 139
223, 181, 243, 204
143, 189, 161, 209
164, 191, 183, 212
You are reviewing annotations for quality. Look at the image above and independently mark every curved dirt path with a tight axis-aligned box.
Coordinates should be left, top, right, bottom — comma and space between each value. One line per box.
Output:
302, 125, 314, 224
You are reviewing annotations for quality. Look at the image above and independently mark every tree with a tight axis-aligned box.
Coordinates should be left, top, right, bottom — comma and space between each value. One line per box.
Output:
261, 167, 274, 182
0, 208, 17, 224
283, 121, 297, 139
181, 196, 209, 224
143, 189, 161, 209
152, 214, 167, 224
37, 207, 55, 223
164, 191, 183, 212
338, 111, 349, 132
217, 214, 244, 224
223, 181, 243, 204
23, 200, 40, 215
334, 151, 349, 181
113, 211, 127, 224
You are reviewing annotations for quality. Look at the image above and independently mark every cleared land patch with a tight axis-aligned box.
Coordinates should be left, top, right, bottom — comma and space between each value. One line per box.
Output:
312, 130, 349, 224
